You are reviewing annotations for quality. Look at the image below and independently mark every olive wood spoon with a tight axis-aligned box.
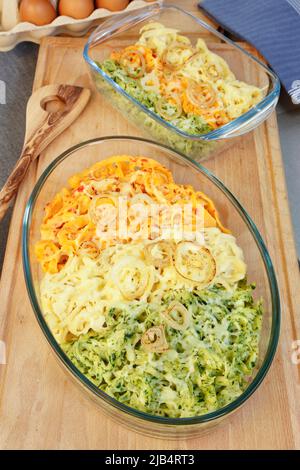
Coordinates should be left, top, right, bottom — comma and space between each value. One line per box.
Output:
0, 84, 91, 222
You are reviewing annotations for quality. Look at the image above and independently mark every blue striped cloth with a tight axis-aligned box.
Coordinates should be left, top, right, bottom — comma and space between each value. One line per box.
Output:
199, 0, 300, 104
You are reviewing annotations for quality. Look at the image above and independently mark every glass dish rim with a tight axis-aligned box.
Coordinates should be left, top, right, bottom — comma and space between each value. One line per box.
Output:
83, 3, 281, 142
22, 135, 280, 427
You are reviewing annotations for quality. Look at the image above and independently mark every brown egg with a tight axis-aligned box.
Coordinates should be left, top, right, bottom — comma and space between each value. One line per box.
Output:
95, 0, 130, 12
58, 0, 94, 19
19, 0, 57, 26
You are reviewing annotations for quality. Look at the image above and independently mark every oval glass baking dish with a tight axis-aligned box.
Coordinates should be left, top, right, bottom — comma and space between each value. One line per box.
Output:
84, 4, 280, 162
23, 137, 280, 439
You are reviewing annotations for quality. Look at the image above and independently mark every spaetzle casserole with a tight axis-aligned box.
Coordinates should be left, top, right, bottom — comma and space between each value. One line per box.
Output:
35, 155, 263, 418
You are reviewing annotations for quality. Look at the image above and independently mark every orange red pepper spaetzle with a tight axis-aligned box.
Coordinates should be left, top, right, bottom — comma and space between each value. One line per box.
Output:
35, 155, 228, 274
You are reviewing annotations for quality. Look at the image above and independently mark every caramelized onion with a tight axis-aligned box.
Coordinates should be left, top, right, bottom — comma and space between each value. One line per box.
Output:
156, 95, 182, 121
88, 194, 117, 225
186, 80, 216, 109
145, 241, 174, 268
113, 257, 149, 300
163, 301, 190, 331
120, 49, 146, 78
141, 325, 168, 353
174, 241, 216, 286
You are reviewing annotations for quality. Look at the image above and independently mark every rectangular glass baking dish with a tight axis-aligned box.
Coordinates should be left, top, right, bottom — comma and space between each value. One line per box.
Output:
84, 3, 280, 162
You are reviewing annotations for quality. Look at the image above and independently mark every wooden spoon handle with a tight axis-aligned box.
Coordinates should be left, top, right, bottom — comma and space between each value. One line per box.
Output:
0, 84, 91, 222
0, 154, 32, 221
0, 113, 59, 219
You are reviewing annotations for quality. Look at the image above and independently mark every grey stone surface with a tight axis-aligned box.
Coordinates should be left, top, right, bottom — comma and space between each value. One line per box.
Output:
276, 93, 300, 257
0, 43, 299, 276
0, 43, 39, 274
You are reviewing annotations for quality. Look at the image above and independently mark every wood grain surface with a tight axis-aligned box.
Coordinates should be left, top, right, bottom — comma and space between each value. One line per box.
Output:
0, 2, 299, 450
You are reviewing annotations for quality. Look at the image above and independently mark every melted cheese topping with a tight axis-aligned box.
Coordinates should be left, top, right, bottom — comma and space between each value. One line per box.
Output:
36, 155, 247, 346
40, 229, 246, 344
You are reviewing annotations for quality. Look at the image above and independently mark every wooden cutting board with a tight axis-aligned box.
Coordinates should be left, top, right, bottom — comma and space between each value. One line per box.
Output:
1, 10, 300, 450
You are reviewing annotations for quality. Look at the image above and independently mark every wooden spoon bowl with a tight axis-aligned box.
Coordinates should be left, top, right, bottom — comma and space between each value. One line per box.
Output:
0, 84, 91, 222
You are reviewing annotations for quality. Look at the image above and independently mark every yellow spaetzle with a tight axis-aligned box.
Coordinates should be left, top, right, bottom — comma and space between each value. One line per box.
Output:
35, 155, 227, 274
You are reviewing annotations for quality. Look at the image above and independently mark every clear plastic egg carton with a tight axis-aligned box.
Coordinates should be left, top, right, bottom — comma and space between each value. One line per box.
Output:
0, 0, 160, 51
